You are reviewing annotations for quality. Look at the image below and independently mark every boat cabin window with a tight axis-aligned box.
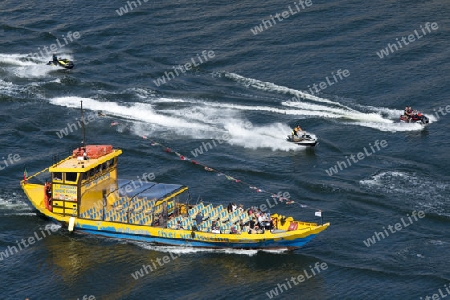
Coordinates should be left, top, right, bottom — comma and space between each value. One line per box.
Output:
53, 172, 63, 181
66, 172, 78, 182
81, 158, 117, 183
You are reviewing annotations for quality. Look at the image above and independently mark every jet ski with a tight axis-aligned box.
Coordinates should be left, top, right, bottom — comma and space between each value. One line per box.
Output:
399, 111, 429, 124
287, 132, 318, 146
47, 58, 74, 69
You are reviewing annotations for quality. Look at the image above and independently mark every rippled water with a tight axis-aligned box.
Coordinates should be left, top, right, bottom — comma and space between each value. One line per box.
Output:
0, 0, 449, 299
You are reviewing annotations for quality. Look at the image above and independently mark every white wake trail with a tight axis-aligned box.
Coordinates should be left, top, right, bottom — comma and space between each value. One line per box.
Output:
221, 72, 429, 132
222, 71, 356, 110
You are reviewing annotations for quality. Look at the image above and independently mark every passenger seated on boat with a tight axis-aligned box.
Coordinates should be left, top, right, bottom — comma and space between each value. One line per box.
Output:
230, 225, 239, 234
158, 214, 166, 227
211, 220, 220, 234
257, 212, 268, 226
175, 221, 183, 230
248, 218, 260, 234
259, 213, 273, 230
153, 214, 162, 226
270, 217, 277, 231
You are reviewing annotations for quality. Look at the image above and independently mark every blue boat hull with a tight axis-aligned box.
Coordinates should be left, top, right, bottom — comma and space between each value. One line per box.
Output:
75, 224, 318, 250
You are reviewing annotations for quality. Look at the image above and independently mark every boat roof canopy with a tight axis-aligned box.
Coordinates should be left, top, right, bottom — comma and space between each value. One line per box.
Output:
117, 179, 187, 201
49, 149, 122, 173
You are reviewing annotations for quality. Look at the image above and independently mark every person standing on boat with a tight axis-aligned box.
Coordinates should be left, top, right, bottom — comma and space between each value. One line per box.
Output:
227, 202, 233, 213
195, 212, 203, 227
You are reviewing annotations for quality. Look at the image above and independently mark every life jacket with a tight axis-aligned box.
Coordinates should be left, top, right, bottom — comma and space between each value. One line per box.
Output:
44, 183, 53, 211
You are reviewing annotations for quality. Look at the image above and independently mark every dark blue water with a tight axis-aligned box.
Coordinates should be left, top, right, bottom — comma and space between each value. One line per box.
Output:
1, 0, 449, 299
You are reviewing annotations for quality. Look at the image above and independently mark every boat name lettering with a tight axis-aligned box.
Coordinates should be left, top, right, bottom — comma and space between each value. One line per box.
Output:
158, 230, 175, 238
159, 231, 229, 242
85, 173, 110, 189
53, 184, 77, 201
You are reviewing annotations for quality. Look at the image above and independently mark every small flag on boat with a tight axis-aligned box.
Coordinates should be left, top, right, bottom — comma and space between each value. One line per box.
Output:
23, 167, 28, 183
315, 211, 322, 217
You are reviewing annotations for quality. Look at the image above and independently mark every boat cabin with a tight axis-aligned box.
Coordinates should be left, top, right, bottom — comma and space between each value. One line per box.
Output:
47, 145, 121, 216
46, 145, 191, 227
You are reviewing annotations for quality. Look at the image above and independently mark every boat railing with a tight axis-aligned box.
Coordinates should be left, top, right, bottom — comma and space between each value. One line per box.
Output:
22, 167, 50, 184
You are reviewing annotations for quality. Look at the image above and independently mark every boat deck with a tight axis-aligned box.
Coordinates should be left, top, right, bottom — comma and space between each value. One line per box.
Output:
79, 198, 317, 235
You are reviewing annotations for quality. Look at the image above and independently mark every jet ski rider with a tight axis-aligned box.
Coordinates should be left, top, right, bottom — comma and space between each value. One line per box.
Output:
293, 125, 304, 137
52, 53, 58, 63
404, 106, 414, 121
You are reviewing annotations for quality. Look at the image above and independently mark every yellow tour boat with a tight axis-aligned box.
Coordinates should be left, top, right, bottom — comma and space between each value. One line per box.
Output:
20, 105, 329, 250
